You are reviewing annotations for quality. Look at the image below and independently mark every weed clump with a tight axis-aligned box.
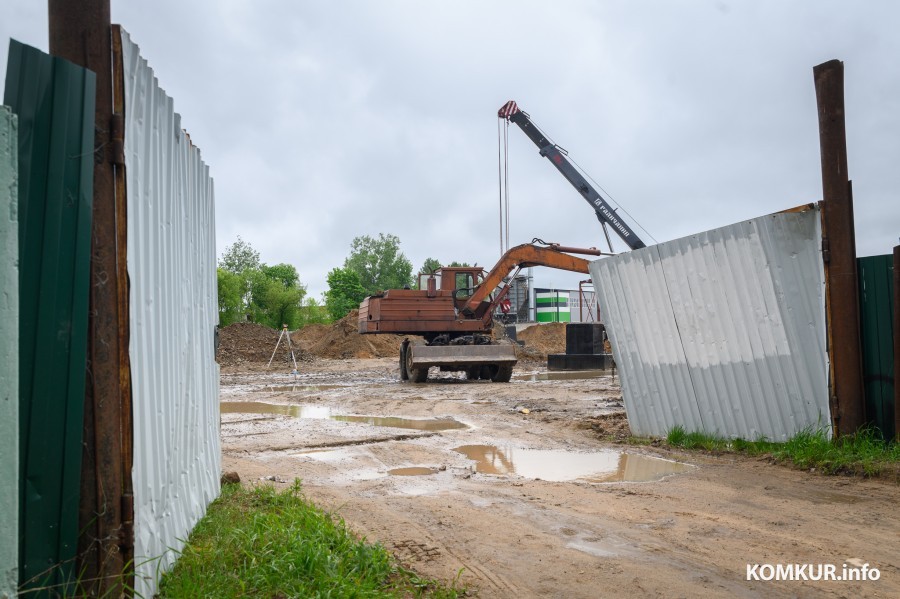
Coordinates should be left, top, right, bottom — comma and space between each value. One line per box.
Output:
665, 425, 899, 478
158, 480, 465, 598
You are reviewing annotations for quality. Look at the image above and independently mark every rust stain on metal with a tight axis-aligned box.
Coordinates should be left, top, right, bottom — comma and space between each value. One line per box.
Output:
814, 59, 866, 436
776, 203, 816, 215
110, 112, 125, 166
49, 1, 129, 594
112, 23, 135, 571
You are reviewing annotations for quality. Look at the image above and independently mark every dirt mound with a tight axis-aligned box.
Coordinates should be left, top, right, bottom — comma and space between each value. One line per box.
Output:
218, 322, 285, 367
516, 322, 566, 360
216, 311, 424, 365
307, 310, 410, 360
290, 323, 330, 351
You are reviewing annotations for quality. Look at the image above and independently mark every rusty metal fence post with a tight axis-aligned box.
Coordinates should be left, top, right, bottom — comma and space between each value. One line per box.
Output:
814, 59, 866, 436
48, 0, 133, 594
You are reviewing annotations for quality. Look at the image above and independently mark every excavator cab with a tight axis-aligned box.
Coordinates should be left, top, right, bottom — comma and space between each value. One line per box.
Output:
435, 267, 490, 313
418, 267, 481, 292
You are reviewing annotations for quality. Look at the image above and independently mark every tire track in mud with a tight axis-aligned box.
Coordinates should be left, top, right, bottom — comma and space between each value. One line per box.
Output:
382, 517, 523, 597
221, 431, 440, 455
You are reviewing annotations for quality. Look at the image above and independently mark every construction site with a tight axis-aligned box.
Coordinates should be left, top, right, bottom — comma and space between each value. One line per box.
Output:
216, 315, 898, 598
3, 3, 899, 598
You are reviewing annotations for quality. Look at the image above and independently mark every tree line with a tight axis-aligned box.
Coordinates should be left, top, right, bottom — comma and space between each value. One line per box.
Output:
217, 233, 468, 329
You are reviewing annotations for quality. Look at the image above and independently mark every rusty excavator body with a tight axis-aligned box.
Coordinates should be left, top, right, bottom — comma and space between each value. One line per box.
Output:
358, 242, 603, 382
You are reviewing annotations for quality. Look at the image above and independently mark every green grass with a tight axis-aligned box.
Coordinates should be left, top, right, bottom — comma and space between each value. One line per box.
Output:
158, 480, 465, 598
665, 425, 900, 477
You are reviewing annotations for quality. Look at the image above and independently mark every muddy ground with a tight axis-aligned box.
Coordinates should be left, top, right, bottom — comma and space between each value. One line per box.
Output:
220, 358, 898, 598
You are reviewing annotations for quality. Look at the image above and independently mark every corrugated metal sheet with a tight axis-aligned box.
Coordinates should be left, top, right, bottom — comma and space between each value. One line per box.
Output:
4, 40, 96, 593
858, 255, 895, 438
590, 206, 829, 441
1, 105, 20, 599
120, 29, 220, 598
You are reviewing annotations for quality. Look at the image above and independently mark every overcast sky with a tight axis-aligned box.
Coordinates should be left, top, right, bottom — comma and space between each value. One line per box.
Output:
3, 1, 898, 297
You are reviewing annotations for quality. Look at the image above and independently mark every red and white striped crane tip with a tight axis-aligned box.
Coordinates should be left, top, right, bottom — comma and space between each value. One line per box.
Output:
497, 100, 519, 118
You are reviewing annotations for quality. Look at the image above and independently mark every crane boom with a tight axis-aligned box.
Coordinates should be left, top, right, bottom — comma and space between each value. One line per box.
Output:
498, 100, 646, 250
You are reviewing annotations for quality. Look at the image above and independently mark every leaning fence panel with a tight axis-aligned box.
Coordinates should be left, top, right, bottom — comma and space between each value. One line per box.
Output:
120, 29, 220, 598
590, 206, 829, 441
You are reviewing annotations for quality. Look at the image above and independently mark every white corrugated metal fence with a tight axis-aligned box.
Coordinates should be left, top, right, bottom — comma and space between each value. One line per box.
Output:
590, 206, 830, 441
121, 29, 220, 598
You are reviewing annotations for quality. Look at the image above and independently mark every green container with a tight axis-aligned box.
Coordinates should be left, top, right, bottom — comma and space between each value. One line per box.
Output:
536, 290, 571, 323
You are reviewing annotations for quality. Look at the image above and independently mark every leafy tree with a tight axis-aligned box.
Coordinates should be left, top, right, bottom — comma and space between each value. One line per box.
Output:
217, 238, 309, 329
417, 258, 472, 273
299, 296, 331, 326
420, 257, 442, 275
262, 263, 300, 289
344, 233, 413, 295
247, 265, 307, 329
219, 236, 263, 313
217, 268, 245, 326
220, 236, 261, 274
252, 277, 305, 329
325, 267, 367, 321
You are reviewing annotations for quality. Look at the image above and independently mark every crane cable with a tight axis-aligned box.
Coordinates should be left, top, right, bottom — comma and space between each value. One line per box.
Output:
497, 116, 511, 256
569, 155, 658, 246
504, 118, 510, 254
497, 118, 503, 256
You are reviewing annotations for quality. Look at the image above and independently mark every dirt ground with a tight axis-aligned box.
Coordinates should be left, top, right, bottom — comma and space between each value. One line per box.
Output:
219, 357, 898, 598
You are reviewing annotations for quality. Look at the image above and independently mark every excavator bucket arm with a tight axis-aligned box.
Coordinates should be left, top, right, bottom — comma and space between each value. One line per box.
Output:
461, 243, 600, 320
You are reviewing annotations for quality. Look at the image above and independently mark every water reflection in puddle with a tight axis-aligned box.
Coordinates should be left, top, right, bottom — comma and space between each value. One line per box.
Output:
220, 402, 467, 431
388, 467, 438, 476
264, 384, 342, 393
221, 402, 334, 418
453, 445, 692, 482
513, 370, 611, 382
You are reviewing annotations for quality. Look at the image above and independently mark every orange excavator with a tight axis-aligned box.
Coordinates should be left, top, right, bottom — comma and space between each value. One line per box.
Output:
358, 240, 604, 382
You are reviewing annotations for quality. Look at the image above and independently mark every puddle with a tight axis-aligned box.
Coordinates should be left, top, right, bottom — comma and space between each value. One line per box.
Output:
388, 467, 438, 476
332, 415, 467, 431
453, 445, 692, 482
514, 370, 611, 382
565, 540, 617, 558
264, 384, 341, 393
220, 402, 468, 431
221, 402, 335, 418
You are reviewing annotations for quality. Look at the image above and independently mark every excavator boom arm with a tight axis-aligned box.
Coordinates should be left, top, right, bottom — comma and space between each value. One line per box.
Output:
461, 243, 598, 318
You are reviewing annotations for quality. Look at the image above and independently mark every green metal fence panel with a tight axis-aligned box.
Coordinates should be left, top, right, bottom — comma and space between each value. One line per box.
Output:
858, 254, 895, 439
4, 39, 95, 594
